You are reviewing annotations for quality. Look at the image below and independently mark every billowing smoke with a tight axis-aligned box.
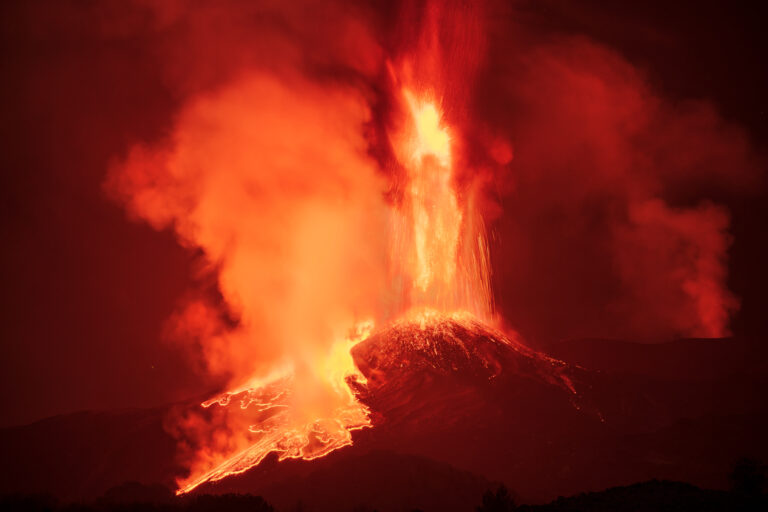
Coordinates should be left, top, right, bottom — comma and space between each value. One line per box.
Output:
470, 15, 760, 341
106, 0, 395, 380
105, 0, 395, 485
109, 72, 393, 375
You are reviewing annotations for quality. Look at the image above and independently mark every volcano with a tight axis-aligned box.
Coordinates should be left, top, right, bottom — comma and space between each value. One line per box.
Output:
2, 331, 766, 509
341, 313, 606, 501
188, 317, 766, 506
3, 2, 768, 511
190, 313, 609, 504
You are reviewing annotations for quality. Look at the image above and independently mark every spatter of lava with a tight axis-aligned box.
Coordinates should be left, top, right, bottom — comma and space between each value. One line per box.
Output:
352, 310, 576, 395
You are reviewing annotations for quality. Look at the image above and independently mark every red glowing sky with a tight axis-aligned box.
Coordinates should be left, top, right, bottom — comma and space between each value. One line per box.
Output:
0, 0, 766, 429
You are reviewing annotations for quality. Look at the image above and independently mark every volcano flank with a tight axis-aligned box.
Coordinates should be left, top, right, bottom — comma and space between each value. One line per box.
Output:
2, 326, 766, 509
337, 314, 606, 500
350, 313, 582, 421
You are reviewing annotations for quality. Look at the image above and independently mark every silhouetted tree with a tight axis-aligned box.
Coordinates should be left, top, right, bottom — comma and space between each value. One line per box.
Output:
477, 485, 516, 512
730, 458, 767, 496
0, 493, 57, 512
100, 482, 174, 505
352, 506, 380, 512
184, 493, 273, 512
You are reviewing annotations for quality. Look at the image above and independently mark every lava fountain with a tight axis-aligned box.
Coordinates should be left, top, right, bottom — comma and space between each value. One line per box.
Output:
389, 86, 493, 320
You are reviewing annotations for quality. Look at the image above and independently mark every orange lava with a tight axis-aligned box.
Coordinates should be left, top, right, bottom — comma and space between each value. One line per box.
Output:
176, 322, 373, 494
389, 87, 493, 321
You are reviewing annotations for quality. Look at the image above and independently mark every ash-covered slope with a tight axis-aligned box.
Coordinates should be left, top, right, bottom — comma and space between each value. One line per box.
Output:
351, 313, 578, 391
347, 313, 594, 436
343, 314, 605, 502
0, 407, 181, 500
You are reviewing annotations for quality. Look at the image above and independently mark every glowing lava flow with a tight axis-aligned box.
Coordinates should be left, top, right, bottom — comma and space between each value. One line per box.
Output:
176, 322, 374, 494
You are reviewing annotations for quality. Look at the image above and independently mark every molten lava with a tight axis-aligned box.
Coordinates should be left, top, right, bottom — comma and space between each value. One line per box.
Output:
389, 87, 493, 320
177, 322, 374, 494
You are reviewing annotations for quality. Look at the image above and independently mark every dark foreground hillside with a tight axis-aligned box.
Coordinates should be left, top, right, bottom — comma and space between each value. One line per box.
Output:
1, 336, 765, 506
517, 480, 765, 512
2, 479, 766, 512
